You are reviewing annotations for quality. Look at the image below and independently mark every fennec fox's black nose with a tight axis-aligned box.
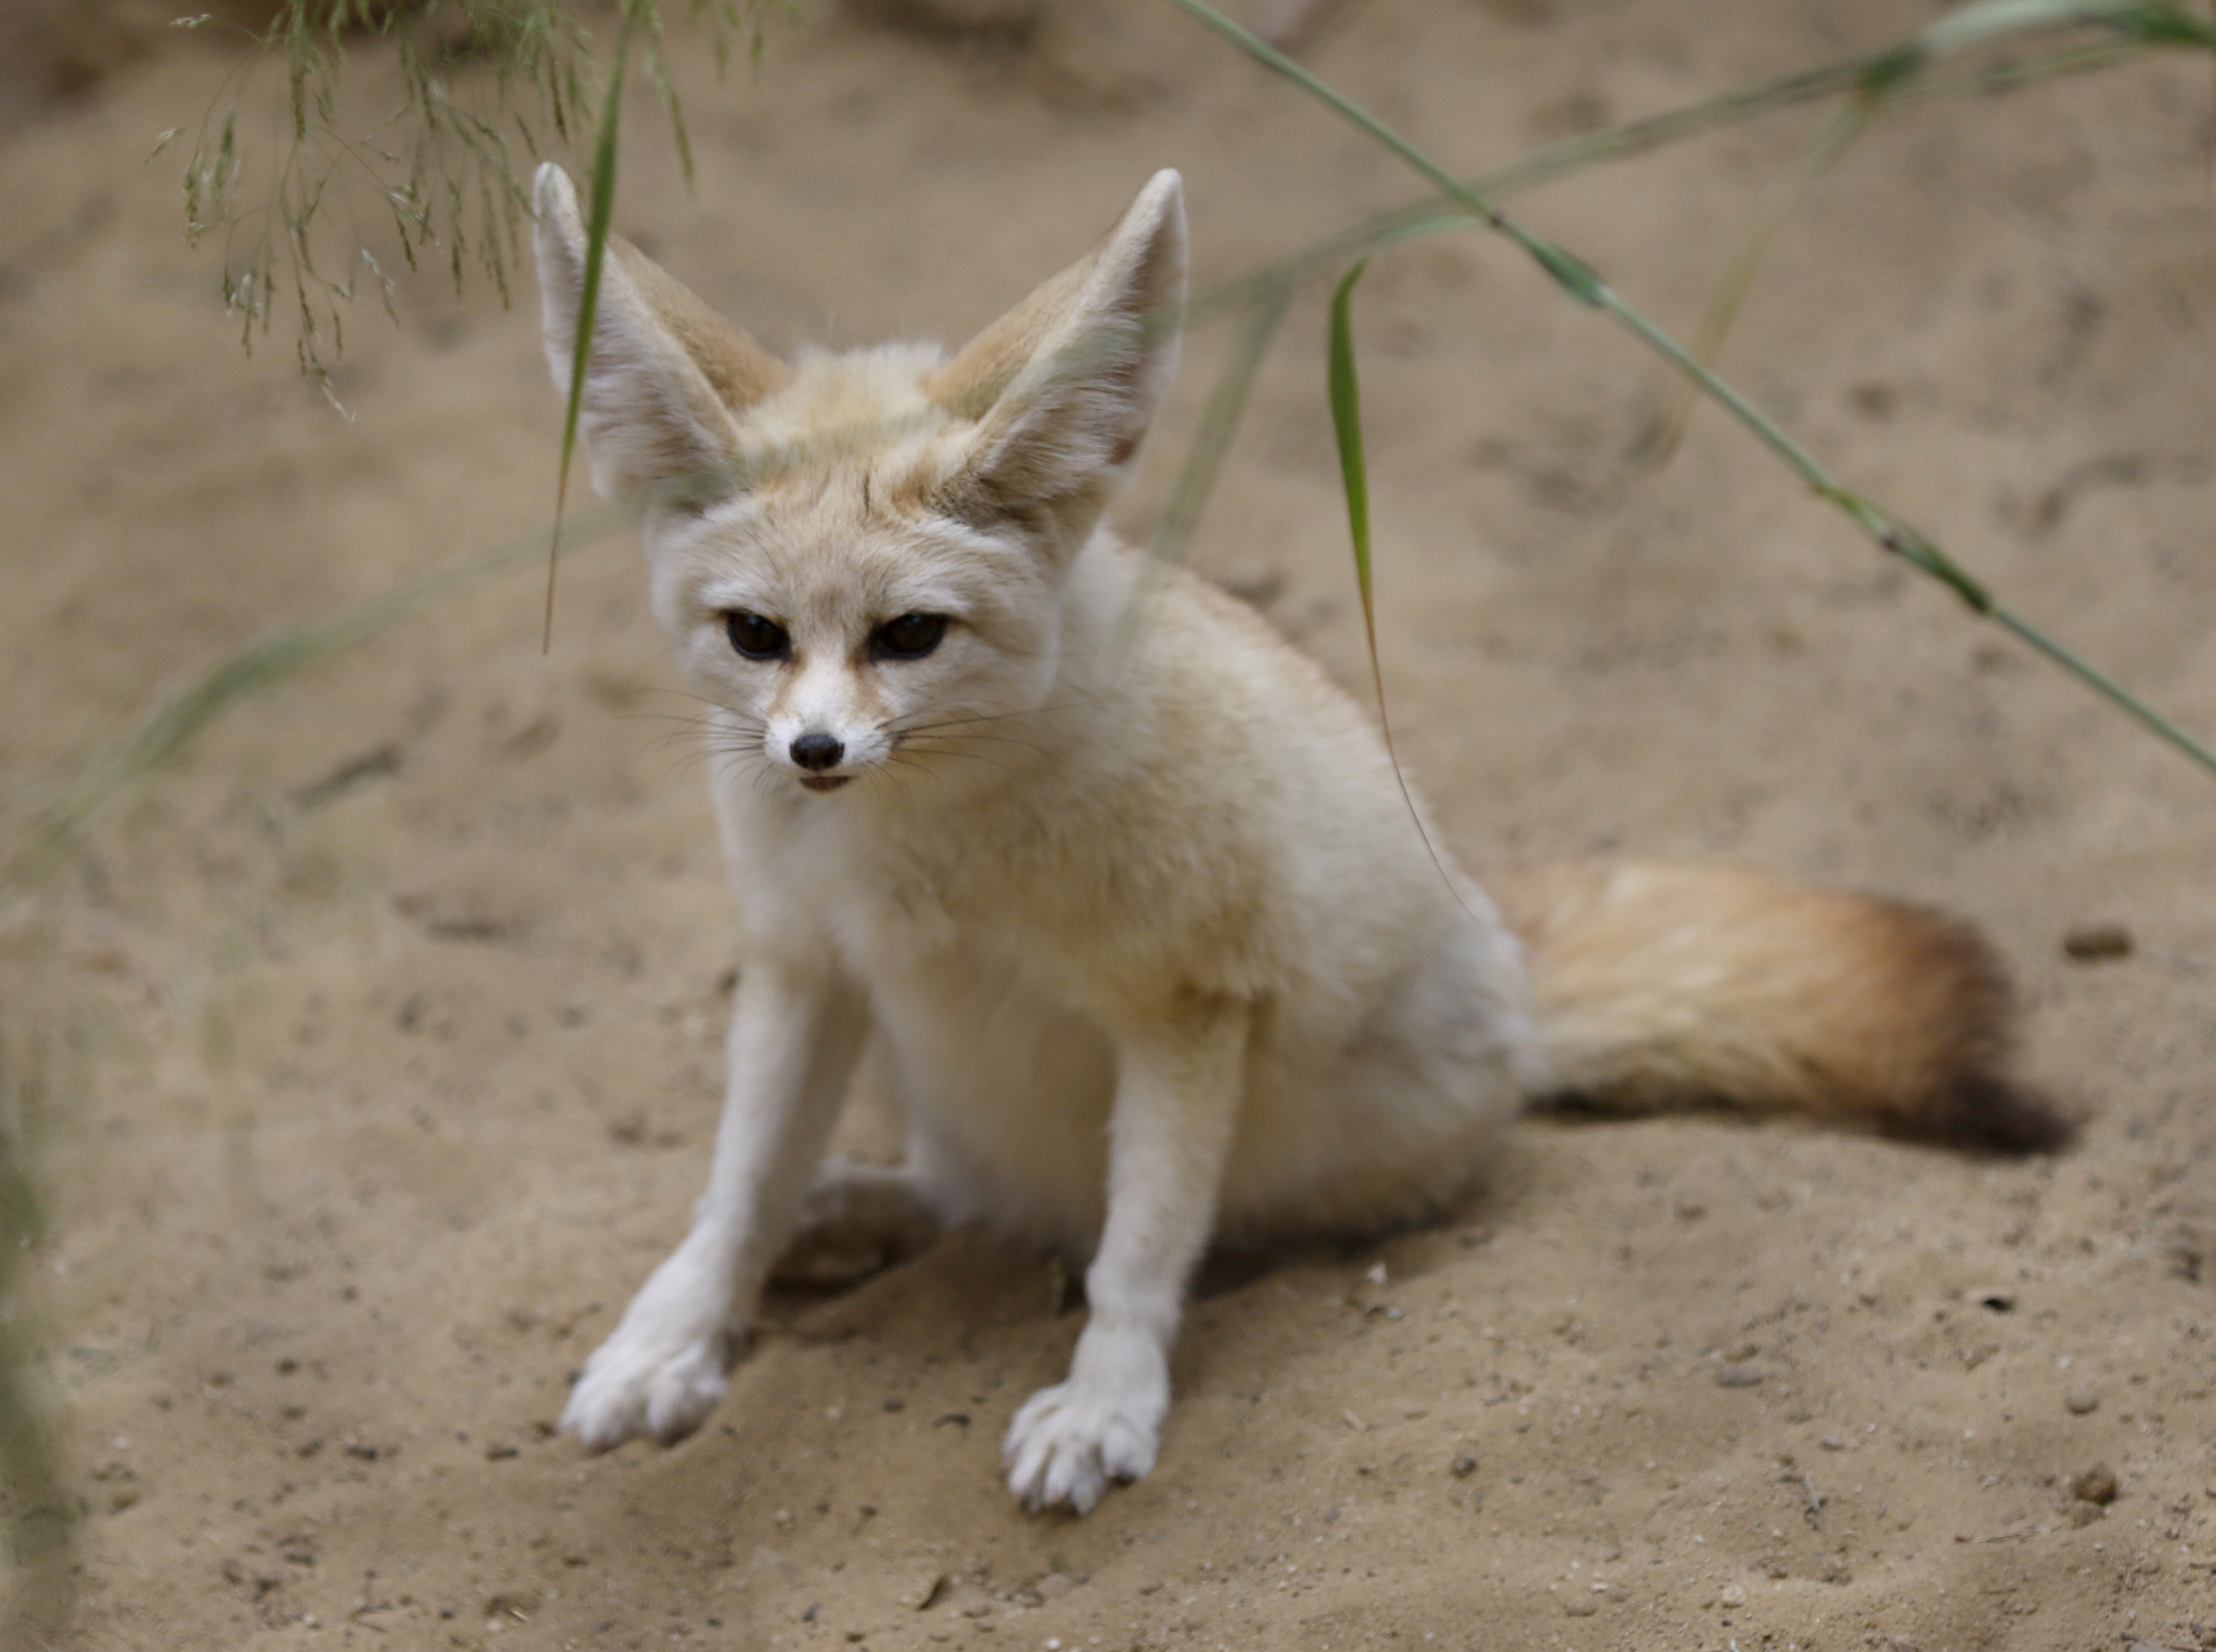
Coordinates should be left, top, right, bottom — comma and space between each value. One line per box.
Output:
790, 733, 844, 772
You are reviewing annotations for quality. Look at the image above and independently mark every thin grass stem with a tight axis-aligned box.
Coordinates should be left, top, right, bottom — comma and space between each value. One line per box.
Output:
1163, 0, 2216, 784
1653, 100, 1873, 465
1147, 275, 1295, 574
547, 12, 633, 653
4, 502, 626, 893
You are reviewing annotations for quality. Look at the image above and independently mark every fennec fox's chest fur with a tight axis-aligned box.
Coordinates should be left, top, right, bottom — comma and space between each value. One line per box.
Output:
529, 163, 2059, 1515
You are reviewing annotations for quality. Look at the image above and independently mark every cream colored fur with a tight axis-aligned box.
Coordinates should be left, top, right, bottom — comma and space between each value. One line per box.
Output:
528, 165, 2049, 1515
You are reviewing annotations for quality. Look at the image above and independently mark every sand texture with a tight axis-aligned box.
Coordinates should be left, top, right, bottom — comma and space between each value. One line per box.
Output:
4, 2, 2216, 1648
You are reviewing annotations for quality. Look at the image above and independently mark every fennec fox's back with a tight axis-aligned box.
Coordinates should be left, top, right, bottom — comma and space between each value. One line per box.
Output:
529, 163, 2066, 1515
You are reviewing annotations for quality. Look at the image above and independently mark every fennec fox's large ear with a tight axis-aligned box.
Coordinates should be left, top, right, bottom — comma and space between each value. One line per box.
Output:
533, 162, 790, 506
927, 169, 1186, 535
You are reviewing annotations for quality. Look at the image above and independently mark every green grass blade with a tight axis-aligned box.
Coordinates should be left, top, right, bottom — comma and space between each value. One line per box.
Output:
1325, 256, 1481, 908
1921, 0, 2212, 55
1313, 219, 1488, 600
547, 12, 634, 654
1327, 259, 1375, 647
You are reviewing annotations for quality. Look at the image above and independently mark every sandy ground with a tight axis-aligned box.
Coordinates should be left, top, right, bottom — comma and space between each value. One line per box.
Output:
6, 2, 2216, 1648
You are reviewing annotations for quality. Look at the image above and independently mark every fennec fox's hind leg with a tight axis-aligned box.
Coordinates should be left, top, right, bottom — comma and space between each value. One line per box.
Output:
562, 962, 869, 1449
770, 1160, 945, 1287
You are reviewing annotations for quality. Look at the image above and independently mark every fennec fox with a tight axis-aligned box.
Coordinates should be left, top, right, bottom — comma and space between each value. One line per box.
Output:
530, 163, 2064, 1514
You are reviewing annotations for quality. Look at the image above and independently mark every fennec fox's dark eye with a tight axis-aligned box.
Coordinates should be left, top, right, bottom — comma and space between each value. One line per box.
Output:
871, 613, 950, 662
725, 610, 790, 662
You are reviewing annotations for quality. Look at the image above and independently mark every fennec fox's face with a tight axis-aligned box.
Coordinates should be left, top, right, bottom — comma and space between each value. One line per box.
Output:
533, 167, 1187, 798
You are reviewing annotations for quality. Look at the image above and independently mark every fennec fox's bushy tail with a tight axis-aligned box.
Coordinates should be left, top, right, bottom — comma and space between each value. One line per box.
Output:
1491, 860, 2069, 1153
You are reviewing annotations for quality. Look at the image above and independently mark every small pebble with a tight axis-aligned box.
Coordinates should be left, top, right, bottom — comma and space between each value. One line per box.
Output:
2068, 1501, 2105, 1528
2065, 1386, 2099, 1416
2062, 923, 2134, 962
1714, 1365, 1765, 1388
1450, 1454, 1477, 1478
1719, 1583, 1748, 1608
2073, 1464, 2118, 1505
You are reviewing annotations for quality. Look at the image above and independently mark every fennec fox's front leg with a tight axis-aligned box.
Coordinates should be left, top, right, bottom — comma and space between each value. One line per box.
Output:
564, 960, 868, 1448
1004, 997, 1251, 1513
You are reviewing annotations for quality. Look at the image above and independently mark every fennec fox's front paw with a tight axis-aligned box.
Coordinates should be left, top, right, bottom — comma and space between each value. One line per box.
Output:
562, 1241, 733, 1450
1002, 1331, 1170, 1513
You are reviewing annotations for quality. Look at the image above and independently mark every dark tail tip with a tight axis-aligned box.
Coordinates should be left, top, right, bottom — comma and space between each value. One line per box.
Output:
1926, 1071, 2076, 1155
